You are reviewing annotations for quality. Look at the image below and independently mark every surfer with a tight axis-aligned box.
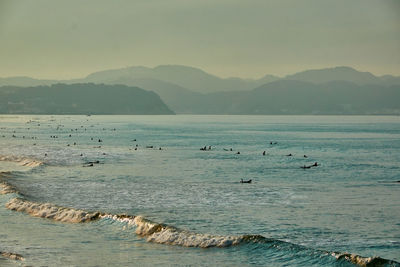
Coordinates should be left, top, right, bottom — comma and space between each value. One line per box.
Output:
301, 162, 319, 169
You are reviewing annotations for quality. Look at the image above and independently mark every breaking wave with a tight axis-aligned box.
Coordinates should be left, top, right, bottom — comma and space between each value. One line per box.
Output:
0, 181, 17, 195
101, 215, 399, 266
5, 198, 101, 223
0, 155, 44, 168
330, 252, 398, 267
3, 195, 398, 266
101, 214, 244, 247
0, 171, 18, 195
0, 251, 25, 261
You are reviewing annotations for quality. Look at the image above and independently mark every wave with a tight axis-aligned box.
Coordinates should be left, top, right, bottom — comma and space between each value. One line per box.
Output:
101, 214, 243, 247
0, 171, 18, 195
4, 197, 399, 266
0, 155, 44, 168
104, 215, 399, 266
330, 252, 398, 267
0, 181, 17, 195
0, 251, 24, 261
5, 198, 101, 223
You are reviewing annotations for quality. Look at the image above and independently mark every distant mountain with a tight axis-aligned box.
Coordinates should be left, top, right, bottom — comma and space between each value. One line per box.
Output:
0, 83, 174, 114
104, 77, 201, 114
84, 65, 279, 93
245, 80, 400, 114
284, 66, 395, 86
257, 74, 281, 85
0, 76, 55, 87
380, 75, 400, 86
190, 80, 400, 115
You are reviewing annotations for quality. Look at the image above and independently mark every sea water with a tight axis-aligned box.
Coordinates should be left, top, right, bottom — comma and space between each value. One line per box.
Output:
0, 115, 399, 266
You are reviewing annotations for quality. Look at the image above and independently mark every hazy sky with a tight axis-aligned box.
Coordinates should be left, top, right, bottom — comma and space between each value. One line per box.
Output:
0, 0, 399, 79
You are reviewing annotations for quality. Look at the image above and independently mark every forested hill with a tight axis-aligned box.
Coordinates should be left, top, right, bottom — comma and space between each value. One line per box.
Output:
0, 83, 174, 115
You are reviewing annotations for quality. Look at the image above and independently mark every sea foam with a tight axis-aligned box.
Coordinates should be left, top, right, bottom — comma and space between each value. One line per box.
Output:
5, 198, 101, 223
0, 251, 24, 261
0, 171, 18, 195
0, 155, 44, 168
331, 252, 396, 267
0, 182, 17, 195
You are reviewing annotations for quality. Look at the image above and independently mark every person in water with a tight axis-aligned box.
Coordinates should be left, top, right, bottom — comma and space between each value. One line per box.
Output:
301, 162, 319, 169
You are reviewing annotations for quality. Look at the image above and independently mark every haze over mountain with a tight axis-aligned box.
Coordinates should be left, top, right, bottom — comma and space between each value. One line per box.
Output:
83, 65, 280, 93
0, 83, 174, 115
0, 65, 399, 114
284, 66, 400, 86
188, 80, 400, 115
1, 65, 399, 89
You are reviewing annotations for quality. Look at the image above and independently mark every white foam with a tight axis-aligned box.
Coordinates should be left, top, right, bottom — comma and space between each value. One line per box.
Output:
103, 215, 243, 248
0, 182, 16, 195
0, 252, 24, 261
331, 252, 391, 267
5, 198, 101, 223
0, 155, 44, 168
100, 214, 136, 225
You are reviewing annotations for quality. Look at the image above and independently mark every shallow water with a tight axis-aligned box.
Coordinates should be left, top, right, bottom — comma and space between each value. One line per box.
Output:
0, 115, 399, 266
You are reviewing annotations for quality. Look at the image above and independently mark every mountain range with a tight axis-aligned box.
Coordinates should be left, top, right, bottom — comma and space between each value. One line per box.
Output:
0, 65, 399, 114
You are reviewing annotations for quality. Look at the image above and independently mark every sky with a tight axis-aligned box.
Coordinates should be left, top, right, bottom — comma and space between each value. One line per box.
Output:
0, 0, 399, 79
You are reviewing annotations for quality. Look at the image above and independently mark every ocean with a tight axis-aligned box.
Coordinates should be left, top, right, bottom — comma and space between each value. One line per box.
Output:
0, 115, 399, 266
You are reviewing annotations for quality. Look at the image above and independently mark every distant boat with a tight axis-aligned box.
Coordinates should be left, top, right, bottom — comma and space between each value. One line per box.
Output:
240, 179, 252, 183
